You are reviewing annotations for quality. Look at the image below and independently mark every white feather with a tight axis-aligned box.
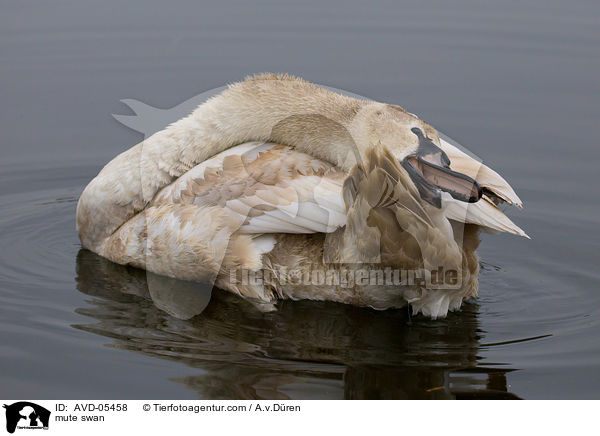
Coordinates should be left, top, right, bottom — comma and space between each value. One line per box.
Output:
439, 137, 523, 208
442, 192, 529, 238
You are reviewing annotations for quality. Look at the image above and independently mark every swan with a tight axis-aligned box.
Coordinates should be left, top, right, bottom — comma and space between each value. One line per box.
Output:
76, 73, 526, 318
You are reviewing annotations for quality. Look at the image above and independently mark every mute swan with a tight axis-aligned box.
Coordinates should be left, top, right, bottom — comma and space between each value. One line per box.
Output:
77, 74, 526, 318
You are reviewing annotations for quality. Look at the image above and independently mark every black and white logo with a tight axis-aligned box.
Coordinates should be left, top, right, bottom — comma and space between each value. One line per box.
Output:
3, 402, 50, 434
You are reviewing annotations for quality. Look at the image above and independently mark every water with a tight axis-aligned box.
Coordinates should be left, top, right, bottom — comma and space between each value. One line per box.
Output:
1, 0, 599, 399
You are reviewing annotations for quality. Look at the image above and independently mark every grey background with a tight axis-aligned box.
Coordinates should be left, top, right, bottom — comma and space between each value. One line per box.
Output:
0, 0, 599, 399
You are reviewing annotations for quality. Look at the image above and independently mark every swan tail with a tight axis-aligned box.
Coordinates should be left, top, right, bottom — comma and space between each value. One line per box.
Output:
439, 137, 523, 208
443, 194, 529, 238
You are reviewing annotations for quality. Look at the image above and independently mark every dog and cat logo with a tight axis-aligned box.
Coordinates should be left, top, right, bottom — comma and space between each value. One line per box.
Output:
3, 402, 50, 433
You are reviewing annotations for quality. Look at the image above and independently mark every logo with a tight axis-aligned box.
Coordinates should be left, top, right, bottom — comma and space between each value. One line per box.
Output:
3, 402, 50, 434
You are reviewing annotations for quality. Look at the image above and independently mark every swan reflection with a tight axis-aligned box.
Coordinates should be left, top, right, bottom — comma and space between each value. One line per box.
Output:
74, 249, 520, 399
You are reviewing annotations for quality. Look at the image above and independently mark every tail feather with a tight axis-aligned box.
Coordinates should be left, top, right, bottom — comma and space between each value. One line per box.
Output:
439, 137, 523, 208
443, 194, 529, 238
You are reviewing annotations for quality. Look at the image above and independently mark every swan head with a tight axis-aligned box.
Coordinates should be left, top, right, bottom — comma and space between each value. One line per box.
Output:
350, 103, 482, 208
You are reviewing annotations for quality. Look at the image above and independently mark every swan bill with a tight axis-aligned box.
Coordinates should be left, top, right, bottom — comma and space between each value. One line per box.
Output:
402, 128, 483, 208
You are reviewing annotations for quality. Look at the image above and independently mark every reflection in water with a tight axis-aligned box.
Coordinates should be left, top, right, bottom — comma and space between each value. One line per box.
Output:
74, 249, 520, 399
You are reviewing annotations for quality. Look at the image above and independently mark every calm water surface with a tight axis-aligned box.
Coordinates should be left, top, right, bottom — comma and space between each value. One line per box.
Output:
1, 0, 599, 399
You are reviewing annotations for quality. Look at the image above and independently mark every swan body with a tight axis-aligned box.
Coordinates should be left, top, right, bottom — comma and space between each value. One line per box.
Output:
77, 74, 526, 318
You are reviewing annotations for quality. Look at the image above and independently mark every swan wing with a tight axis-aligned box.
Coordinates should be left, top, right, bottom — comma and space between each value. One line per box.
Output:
151, 142, 348, 235
152, 141, 525, 237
